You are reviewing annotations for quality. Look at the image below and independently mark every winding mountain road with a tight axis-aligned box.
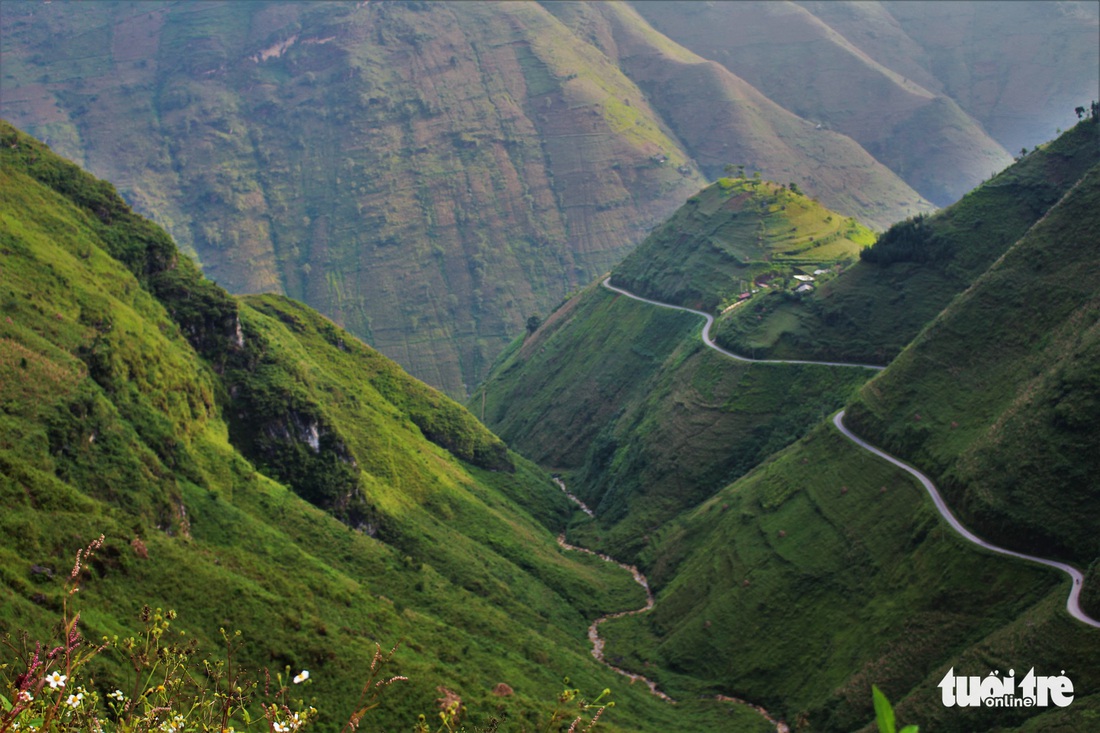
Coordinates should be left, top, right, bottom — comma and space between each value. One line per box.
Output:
602, 276, 1099, 629
601, 278, 885, 371
832, 411, 1100, 628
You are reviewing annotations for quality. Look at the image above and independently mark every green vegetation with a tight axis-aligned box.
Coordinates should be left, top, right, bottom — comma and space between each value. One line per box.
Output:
845, 160, 1100, 567
873, 686, 919, 733
0, 120, 772, 732
480, 124, 1100, 731
477, 184, 874, 561
612, 176, 875, 312
599, 421, 1100, 732
712, 119, 1100, 364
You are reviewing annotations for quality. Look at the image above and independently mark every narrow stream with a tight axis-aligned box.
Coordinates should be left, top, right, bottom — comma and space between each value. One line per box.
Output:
555, 479, 789, 731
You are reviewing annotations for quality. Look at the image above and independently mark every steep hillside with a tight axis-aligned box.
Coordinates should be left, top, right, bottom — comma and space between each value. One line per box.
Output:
844, 161, 1100, 569
712, 118, 1100, 365
602, 419, 1099, 732
542, 1, 933, 229
478, 124, 1100, 731
600, 158, 1100, 733
611, 176, 875, 312
477, 182, 875, 560
630, 0, 1015, 205
0, 121, 771, 732
2, 0, 934, 397
878, 0, 1100, 154
0, 0, 705, 397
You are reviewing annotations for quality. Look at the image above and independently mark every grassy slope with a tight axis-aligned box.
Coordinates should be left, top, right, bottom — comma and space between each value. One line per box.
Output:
611, 176, 875, 311
600, 423, 1100, 732
476, 182, 875, 561
844, 160, 1100, 569
594, 157, 1100, 732
0, 121, 770, 732
712, 119, 1100, 365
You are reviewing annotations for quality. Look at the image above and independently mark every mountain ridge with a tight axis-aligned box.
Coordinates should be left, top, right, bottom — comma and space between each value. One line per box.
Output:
20, 0, 1097, 395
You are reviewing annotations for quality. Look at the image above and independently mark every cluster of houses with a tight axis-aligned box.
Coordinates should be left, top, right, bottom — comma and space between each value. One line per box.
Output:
724, 267, 833, 313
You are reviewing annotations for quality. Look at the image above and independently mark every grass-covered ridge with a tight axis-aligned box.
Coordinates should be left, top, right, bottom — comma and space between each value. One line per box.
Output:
478, 123, 1100, 731
611, 176, 875, 313
0, 119, 773, 732
711, 118, 1100, 365
476, 175, 883, 563
845, 159, 1100, 570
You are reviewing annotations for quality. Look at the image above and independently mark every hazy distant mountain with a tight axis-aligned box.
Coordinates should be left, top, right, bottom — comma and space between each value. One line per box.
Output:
632, 0, 1098, 205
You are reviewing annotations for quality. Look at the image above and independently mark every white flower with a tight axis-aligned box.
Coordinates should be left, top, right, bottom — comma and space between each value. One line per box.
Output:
45, 671, 67, 689
66, 691, 84, 707
162, 716, 185, 733
16, 690, 33, 703
108, 689, 125, 701
292, 669, 309, 684
273, 723, 289, 733
288, 713, 302, 730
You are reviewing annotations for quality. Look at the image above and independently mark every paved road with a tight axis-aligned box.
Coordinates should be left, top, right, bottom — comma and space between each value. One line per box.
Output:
603, 276, 1099, 629
601, 278, 885, 371
833, 411, 1100, 629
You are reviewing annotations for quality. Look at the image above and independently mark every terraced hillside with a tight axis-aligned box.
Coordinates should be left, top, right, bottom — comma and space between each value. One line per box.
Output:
0, 121, 773, 732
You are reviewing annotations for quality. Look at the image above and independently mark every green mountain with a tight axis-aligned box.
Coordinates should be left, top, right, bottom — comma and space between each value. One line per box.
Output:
711, 118, 1100, 365
0, 120, 773, 732
478, 124, 1100, 730
477, 180, 876, 561
603, 150, 1100, 732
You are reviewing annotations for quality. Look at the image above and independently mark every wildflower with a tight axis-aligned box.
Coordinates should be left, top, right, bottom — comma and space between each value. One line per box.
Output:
292, 669, 309, 684
273, 723, 289, 733
66, 691, 84, 707
162, 714, 186, 732
45, 671, 67, 689
108, 689, 125, 701
288, 712, 302, 730
16, 690, 33, 703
